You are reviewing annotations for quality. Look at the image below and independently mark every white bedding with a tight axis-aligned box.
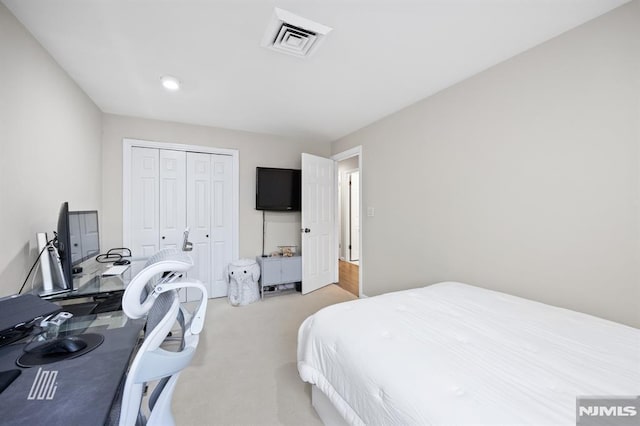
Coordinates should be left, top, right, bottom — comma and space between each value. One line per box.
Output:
297, 282, 640, 425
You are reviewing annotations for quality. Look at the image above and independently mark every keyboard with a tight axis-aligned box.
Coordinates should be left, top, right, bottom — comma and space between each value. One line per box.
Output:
102, 265, 130, 276
62, 301, 99, 316
92, 294, 123, 313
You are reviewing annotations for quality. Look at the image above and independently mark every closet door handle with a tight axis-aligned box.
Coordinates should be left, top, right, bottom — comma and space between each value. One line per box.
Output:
162, 236, 166, 240
302, 228, 311, 233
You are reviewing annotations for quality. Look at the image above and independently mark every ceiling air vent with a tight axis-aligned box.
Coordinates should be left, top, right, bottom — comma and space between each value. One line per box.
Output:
261, 8, 332, 58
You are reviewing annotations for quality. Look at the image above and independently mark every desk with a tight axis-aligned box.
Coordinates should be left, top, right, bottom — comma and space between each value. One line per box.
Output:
38, 258, 146, 301
0, 312, 144, 425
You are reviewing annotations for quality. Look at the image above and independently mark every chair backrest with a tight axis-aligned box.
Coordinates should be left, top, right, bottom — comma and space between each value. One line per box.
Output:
118, 248, 208, 426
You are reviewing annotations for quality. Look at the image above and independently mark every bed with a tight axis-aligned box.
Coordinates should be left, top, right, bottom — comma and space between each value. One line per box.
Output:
297, 282, 640, 425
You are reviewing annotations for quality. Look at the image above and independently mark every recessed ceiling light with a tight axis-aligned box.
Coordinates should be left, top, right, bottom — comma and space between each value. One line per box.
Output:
160, 75, 180, 91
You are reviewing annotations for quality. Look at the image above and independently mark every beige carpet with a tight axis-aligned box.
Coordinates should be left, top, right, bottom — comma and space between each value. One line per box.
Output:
172, 284, 356, 426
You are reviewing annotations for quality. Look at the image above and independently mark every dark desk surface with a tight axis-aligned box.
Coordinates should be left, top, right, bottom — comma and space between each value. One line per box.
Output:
0, 312, 144, 425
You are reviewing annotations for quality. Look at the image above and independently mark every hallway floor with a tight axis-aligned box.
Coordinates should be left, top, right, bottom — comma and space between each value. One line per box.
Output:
338, 260, 359, 297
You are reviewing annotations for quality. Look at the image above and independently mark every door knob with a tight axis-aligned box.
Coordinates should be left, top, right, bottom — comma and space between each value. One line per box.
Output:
302, 228, 311, 233
162, 236, 165, 240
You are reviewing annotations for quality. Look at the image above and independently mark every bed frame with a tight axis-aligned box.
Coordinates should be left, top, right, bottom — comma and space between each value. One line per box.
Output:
312, 386, 349, 426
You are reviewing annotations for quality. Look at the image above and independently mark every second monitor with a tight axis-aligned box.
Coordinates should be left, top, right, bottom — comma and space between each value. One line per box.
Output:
40, 204, 100, 296
69, 210, 100, 267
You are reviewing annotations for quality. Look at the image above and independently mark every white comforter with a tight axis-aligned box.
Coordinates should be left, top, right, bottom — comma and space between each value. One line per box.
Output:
297, 282, 640, 425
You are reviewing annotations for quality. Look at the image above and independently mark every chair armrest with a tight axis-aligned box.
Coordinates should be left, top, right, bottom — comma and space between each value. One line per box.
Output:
122, 249, 194, 319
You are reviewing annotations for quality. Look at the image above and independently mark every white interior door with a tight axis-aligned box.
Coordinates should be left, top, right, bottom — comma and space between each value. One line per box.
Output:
187, 152, 212, 297
301, 153, 336, 294
349, 171, 360, 261
131, 147, 160, 257
159, 150, 186, 250
210, 155, 233, 298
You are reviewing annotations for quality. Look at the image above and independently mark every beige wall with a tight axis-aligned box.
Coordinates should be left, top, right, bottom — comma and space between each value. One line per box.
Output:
101, 114, 330, 259
0, 4, 102, 296
333, 1, 640, 327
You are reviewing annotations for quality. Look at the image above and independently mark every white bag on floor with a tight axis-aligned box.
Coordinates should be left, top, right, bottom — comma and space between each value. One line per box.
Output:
225, 259, 260, 306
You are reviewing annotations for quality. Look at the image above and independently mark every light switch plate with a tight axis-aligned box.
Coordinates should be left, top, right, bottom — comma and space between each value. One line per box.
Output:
367, 207, 375, 217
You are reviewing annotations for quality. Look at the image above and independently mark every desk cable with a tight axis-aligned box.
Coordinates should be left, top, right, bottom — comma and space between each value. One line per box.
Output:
17, 236, 56, 295
95, 247, 132, 264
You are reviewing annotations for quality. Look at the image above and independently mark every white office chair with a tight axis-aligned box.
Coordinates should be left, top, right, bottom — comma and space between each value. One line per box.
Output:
117, 248, 208, 426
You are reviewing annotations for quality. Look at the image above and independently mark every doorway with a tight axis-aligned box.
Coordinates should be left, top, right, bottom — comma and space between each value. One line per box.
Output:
346, 170, 359, 263
335, 149, 361, 297
300, 147, 362, 297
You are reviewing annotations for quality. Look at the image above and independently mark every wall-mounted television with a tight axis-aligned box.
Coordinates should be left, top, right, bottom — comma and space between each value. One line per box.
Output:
256, 167, 301, 211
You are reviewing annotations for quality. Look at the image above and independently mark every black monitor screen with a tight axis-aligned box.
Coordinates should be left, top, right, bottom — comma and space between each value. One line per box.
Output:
55, 202, 73, 290
69, 211, 100, 266
256, 167, 301, 211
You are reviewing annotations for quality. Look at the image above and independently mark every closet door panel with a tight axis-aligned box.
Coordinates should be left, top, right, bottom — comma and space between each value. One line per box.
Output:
187, 152, 212, 296
159, 150, 186, 250
131, 147, 160, 257
210, 155, 233, 298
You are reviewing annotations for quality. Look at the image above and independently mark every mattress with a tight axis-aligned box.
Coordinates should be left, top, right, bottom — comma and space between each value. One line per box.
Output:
297, 282, 640, 425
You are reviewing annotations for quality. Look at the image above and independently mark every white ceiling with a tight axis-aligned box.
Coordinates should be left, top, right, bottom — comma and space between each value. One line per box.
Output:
3, 0, 628, 143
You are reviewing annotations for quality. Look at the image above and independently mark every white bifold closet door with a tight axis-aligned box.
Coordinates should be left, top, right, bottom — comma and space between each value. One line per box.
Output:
186, 153, 233, 298
187, 152, 211, 294
130, 147, 233, 300
160, 150, 187, 252
131, 147, 161, 257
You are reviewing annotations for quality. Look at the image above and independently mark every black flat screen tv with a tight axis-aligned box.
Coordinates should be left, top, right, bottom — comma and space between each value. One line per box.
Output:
256, 167, 301, 211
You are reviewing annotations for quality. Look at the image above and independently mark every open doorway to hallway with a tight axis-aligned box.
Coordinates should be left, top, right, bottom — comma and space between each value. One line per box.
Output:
337, 155, 359, 297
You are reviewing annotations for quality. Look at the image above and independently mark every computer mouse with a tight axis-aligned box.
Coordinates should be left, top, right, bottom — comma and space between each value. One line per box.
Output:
31, 336, 88, 355
55, 337, 87, 354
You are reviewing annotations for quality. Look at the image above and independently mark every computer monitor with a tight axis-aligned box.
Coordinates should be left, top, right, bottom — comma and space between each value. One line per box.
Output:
69, 210, 100, 266
54, 202, 74, 291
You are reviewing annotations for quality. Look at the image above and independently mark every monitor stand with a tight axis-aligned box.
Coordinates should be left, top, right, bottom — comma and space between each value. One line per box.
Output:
37, 235, 70, 296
